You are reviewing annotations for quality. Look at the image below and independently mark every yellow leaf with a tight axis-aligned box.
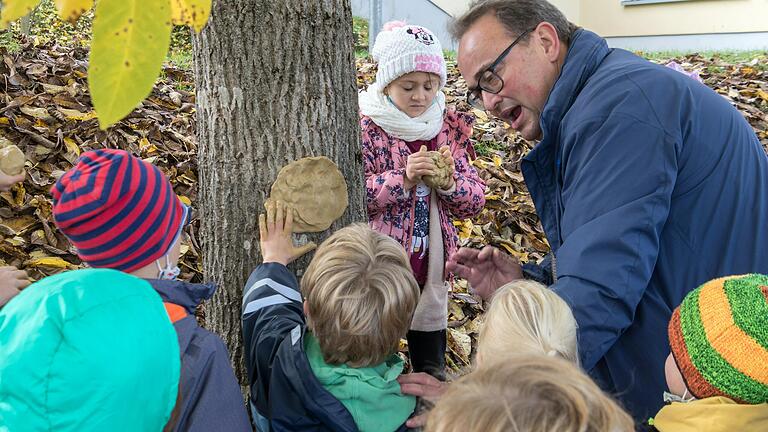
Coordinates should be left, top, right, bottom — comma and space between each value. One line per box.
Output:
89, 0, 172, 129
0, 0, 40, 27
471, 108, 488, 123
170, 0, 211, 32
178, 195, 191, 206
492, 154, 503, 167
63, 137, 81, 162
54, 0, 93, 22
454, 219, 473, 240
25, 256, 76, 269
138, 137, 155, 153
58, 107, 98, 120
758, 90, 768, 103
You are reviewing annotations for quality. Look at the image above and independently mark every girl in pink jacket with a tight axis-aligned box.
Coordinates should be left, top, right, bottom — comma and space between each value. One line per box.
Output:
359, 22, 486, 379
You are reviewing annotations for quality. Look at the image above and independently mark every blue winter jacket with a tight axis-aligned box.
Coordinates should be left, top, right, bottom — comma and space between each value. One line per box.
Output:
148, 279, 252, 432
520, 29, 768, 421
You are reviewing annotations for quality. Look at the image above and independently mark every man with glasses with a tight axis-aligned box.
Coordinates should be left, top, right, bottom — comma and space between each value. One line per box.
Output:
444, 0, 768, 422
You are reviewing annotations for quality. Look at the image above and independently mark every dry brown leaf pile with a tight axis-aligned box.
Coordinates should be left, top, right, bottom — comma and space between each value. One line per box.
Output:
0, 39, 202, 282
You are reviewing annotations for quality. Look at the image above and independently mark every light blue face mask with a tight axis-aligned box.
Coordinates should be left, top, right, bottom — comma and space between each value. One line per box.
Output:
663, 389, 696, 404
155, 204, 189, 281
156, 255, 181, 280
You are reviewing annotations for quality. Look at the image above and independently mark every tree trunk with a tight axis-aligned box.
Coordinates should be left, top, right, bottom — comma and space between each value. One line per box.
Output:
192, 0, 364, 395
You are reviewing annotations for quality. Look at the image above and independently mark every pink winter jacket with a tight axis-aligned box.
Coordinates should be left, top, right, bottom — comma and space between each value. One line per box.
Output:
362, 108, 486, 269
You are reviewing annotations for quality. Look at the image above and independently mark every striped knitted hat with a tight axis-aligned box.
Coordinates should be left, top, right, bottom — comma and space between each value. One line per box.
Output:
51, 149, 189, 272
668, 274, 768, 404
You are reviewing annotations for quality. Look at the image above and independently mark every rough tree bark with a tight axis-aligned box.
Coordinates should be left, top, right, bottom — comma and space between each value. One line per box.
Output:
192, 0, 365, 394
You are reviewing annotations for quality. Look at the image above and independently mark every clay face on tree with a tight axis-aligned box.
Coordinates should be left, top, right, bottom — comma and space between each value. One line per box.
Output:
0, 144, 25, 176
268, 156, 349, 233
422, 151, 452, 190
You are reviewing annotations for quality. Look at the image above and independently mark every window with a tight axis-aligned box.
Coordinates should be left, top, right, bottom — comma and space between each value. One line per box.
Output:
622, 0, 697, 5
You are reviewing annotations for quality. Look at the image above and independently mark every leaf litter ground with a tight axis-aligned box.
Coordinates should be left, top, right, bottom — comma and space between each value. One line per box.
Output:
1, 33, 766, 373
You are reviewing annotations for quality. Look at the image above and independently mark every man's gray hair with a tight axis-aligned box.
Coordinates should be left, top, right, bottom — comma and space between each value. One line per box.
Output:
449, 0, 579, 45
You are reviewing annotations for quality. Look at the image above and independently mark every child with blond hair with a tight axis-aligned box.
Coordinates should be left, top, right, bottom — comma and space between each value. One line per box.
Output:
425, 354, 634, 432
398, 279, 579, 427
476, 279, 578, 365
242, 201, 421, 431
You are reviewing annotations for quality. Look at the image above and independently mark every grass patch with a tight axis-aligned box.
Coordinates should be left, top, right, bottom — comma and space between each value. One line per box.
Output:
353, 16, 369, 50
473, 139, 509, 157
166, 49, 194, 71
0, 31, 22, 53
638, 49, 767, 64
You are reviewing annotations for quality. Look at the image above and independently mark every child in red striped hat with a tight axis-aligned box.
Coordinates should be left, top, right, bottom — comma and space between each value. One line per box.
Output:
51, 149, 251, 432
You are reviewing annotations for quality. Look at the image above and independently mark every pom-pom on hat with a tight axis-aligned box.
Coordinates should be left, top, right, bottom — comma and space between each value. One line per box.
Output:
668, 274, 768, 404
371, 21, 447, 90
51, 149, 189, 272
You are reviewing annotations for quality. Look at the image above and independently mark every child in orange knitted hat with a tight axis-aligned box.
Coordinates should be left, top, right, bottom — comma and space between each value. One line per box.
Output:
648, 274, 768, 431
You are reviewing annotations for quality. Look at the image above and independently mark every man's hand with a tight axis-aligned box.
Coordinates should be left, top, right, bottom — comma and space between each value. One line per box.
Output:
437, 145, 455, 190
404, 145, 436, 190
0, 171, 25, 192
0, 266, 30, 307
398, 372, 448, 428
445, 246, 523, 300
258, 200, 316, 266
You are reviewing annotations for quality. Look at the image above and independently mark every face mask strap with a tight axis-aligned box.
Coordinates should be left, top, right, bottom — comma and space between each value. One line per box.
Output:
156, 254, 181, 280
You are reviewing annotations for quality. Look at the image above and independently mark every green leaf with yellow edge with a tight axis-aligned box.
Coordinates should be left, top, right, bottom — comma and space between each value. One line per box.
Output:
89, 0, 172, 129
170, 0, 211, 32
0, 0, 41, 27
54, 0, 93, 23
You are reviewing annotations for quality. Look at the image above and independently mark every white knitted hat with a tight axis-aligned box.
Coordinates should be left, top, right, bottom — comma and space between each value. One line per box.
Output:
371, 21, 447, 90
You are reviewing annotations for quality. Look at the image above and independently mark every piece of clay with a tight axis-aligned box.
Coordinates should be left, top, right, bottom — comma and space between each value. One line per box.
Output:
269, 156, 348, 233
0, 145, 25, 176
422, 151, 452, 190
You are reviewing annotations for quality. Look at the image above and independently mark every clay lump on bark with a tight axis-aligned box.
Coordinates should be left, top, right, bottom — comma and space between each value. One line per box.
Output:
269, 156, 348, 233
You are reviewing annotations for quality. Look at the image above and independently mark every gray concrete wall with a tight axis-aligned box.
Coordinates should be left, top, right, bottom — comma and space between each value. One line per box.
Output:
352, 0, 458, 51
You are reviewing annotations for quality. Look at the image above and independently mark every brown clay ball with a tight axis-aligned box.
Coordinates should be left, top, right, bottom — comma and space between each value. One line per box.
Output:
0, 145, 25, 176
422, 151, 452, 190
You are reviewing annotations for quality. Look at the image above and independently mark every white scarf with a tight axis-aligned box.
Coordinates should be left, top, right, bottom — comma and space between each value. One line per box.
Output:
358, 82, 446, 142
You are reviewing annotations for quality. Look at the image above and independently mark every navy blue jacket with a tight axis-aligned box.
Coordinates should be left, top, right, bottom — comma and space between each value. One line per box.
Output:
521, 29, 768, 420
148, 279, 252, 432
241, 263, 410, 432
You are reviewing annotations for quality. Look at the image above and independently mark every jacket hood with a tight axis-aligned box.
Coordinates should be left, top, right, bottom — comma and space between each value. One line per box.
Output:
304, 332, 416, 432
147, 279, 216, 313
652, 396, 768, 431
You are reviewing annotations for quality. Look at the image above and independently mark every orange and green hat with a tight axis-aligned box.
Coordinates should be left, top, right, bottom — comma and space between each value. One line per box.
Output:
668, 274, 768, 404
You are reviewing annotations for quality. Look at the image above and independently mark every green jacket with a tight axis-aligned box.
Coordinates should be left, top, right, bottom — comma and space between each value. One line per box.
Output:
305, 332, 416, 432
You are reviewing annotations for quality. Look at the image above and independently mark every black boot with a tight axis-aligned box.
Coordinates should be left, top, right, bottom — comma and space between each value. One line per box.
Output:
406, 329, 447, 381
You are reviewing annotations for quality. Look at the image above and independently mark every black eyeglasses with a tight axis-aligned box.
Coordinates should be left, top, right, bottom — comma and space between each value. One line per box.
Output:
467, 28, 535, 110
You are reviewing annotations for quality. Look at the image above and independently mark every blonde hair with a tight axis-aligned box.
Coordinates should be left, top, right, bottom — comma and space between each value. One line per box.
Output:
425, 355, 635, 432
301, 223, 419, 367
477, 280, 578, 365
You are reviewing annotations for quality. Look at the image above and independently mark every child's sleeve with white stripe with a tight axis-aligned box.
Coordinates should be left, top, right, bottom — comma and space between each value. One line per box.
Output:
241, 262, 305, 407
